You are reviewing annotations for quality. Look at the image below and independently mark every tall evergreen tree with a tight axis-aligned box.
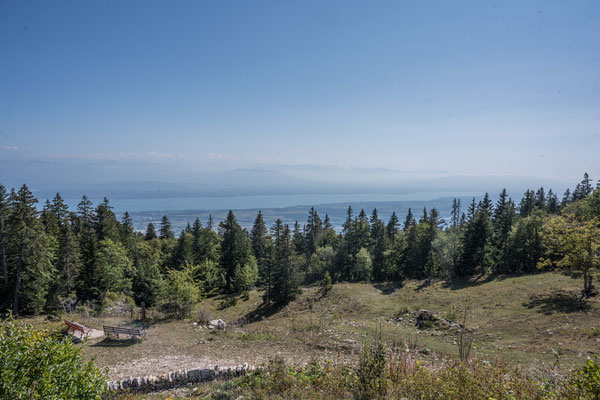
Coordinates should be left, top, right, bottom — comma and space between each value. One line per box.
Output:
251, 211, 271, 288
270, 221, 300, 305
7, 185, 52, 314
492, 189, 516, 273
370, 209, 386, 281
304, 207, 322, 257
145, 223, 157, 240
219, 210, 251, 292
159, 215, 174, 240
386, 211, 399, 242
403, 208, 415, 230
95, 198, 120, 242
451, 198, 461, 229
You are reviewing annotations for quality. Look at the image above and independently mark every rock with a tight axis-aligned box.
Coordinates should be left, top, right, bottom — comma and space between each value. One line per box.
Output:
208, 319, 227, 330
415, 310, 435, 329
419, 347, 431, 355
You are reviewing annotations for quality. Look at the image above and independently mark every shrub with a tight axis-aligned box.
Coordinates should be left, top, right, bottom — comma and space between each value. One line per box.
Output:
356, 328, 389, 399
574, 357, 600, 399
0, 316, 106, 399
320, 271, 332, 297
159, 267, 200, 318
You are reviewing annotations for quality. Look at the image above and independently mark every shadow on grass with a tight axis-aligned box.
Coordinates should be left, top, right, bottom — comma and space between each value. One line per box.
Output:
240, 302, 284, 323
373, 281, 404, 295
91, 337, 140, 348
522, 290, 589, 314
442, 274, 513, 291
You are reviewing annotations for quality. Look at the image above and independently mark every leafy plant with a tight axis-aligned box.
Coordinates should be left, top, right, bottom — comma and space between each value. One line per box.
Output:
0, 315, 106, 399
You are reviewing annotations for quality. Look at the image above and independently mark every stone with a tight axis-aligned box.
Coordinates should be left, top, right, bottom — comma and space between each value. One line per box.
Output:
208, 319, 227, 330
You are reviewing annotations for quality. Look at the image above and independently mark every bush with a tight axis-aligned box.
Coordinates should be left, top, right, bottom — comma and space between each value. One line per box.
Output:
0, 316, 106, 399
356, 328, 388, 399
574, 357, 600, 399
159, 267, 200, 318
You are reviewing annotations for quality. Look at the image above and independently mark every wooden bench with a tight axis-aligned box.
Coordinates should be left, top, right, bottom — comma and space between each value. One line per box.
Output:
103, 325, 146, 340
64, 319, 91, 338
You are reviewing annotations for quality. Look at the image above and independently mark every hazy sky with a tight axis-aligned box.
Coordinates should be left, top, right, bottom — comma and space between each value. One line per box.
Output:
1, 0, 599, 186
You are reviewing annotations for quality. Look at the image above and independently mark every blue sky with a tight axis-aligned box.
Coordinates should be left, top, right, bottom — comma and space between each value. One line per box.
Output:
1, 0, 599, 189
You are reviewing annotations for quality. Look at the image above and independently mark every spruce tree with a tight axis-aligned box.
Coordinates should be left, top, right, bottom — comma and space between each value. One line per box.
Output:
7, 185, 52, 314
270, 222, 300, 305
159, 215, 174, 240
219, 210, 251, 292
95, 198, 120, 242
403, 208, 415, 230
145, 223, 157, 240
250, 211, 271, 287
369, 209, 386, 281
305, 207, 322, 257
386, 211, 399, 242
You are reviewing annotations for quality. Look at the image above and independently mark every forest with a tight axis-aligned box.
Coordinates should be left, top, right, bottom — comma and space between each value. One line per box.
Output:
1, 173, 599, 317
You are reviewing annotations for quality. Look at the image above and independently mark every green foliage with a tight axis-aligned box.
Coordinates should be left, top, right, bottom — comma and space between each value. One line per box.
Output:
234, 256, 259, 292
95, 238, 133, 295
540, 213, 600, 297
320, 271, 332, 296
357, 328, 389, 399
0, 316, 106, 399
159, 265, 200, 318
574, 357, 600, 399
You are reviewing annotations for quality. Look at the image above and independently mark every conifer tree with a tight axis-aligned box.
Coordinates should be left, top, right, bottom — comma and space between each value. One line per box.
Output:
95, 198, 120, 242
41, 199, 60, 238
546, 189, 559, 214
270, 221, 300, 305
219, 210, 251, 292
305, 207, 323, 257
369, 209, 386, 281
250, 211, 271, 287
451, 198, 461, 229
386, 211, 399, 242
159, 215, 174, 240
7, 185, 52, 314
561, 189, 572, 208
145, 223, 157, 240
403, 208, 415, 230
492, 189, 516, 273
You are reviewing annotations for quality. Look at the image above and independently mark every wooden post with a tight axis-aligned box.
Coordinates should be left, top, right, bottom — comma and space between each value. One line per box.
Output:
141, 302, 146, 320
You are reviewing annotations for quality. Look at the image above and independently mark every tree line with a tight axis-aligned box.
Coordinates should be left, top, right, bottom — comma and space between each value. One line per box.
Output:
0, 173, 599, 316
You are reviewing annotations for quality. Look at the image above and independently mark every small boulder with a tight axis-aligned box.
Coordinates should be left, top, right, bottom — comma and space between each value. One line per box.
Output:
208, 319, 227, 330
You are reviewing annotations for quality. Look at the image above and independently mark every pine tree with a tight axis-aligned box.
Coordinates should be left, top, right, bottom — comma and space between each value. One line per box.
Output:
451, 198, 461, 229
7, 185, 52, 314
159, 215, 174, 240
270, 222, 300, 305
304, 207, 322, 257
519, 190, 535, 217
403, 208, 415, 230
47, 218, 82, 310
492, 189, 515, 273
250, 211, 271, 288
219, 210, 251, 292
535, 187, 546, 209
41, 199, 60, 238
172, 230, 194, 268
145, 223, 157, 240
546, 189, 559, 214
386, 211, 399, 242
51, 193, 69, 223
95, 198, 120, 242
370, 209, 386, 281
561, 189, 572, 208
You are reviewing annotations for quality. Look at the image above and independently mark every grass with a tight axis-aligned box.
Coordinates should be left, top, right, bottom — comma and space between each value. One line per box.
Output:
26, 271, 600, 383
